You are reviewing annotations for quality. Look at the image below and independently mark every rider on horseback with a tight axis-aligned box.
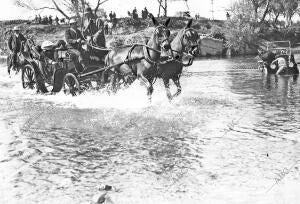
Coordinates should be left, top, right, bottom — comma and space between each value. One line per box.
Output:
65, 19, 87, 73
7, 26, 27, 75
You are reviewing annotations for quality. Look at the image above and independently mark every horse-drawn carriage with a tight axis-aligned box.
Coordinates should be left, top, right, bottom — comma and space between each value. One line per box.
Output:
15, 17, 199, 100
19, 37, 112, 96
258, 41, 299, 75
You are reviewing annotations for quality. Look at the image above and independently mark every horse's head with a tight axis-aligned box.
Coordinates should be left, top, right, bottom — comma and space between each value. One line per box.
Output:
180, 19, 199, 56
151, 16, 171, 52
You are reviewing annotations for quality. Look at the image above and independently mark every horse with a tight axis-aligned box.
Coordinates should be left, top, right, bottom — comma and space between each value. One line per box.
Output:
157, 19, 200, 100
105, 16, 171, 100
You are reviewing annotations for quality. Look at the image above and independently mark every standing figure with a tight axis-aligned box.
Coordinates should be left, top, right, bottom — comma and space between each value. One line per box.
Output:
132, 7, 138, 20
34, 15, 38, 23
109, 11, 113, 21
38, 15, 42, 24
7, 26, 27, 75
104, 20, 109, 35
83, 7, 98, 37
49, 15, 53, 25
55, 16, 59, 25
143, 7, 148, 19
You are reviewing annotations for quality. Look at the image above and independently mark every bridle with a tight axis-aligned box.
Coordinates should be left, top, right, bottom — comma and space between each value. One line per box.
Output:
142, 24, 171, 65
153, 25, 171, 50
167, 27, 199, 66
180, 28, 199, 55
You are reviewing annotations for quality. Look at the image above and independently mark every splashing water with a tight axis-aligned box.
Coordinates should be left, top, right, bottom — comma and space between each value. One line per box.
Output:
0, 57, 300, 204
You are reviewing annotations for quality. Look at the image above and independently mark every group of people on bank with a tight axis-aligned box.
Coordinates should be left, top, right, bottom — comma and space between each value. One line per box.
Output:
33, 15, 62, 25
7, 7, 107, 75
128, 7, 149, 20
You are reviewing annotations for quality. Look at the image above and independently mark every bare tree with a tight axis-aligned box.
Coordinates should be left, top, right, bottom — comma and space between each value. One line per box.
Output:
157, 0, 167, 17
14, 0, 111, 19
94, 0, 110, 15
157, 0, 189, 17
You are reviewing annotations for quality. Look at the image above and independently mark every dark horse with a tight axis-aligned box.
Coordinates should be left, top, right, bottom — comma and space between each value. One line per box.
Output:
157, 19, 199, 100
105, 16, 171, 100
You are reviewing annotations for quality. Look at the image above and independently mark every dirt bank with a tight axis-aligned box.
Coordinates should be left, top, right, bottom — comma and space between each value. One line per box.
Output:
0, 17, 224, 56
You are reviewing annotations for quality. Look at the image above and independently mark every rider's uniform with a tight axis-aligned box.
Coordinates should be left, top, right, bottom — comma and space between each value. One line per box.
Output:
65, 27, 86, 72
7, 33, 26, 73
84, 12, 98, 36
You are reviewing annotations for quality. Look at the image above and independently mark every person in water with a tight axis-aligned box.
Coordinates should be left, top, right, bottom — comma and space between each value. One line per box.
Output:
270, 56, 288, 75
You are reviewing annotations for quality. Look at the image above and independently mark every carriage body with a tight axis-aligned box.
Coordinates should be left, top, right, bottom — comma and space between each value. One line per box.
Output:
20, 38, 113, 95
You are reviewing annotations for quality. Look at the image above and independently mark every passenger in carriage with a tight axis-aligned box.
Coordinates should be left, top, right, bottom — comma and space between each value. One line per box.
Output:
34, 40, 66, 77
65, 19, 87, 73
7, 26, 27, 75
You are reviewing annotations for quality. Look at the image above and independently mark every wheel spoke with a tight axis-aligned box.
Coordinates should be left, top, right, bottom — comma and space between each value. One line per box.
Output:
63, 74, 79, 96
22, 66, 37, 90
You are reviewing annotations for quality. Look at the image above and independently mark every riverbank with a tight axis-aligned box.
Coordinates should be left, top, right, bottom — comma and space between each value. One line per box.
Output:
0, 17, 227, 56
2, 17, 300, 58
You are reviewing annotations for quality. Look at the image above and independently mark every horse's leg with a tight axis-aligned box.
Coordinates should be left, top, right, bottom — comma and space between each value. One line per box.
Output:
171, 75, 182, 98
138, 74, 153, 101
163, 78, 172, 101
107, 72, 117, 94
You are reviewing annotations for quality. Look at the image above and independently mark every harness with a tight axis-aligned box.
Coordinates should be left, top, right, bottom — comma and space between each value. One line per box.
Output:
125, 25, 170, 71
166, 27, 199, 67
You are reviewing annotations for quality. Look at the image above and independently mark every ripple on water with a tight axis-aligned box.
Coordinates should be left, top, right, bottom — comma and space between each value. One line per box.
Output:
0, 59, 300, 203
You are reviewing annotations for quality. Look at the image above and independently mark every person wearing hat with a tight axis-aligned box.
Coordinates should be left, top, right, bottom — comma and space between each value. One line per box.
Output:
85, 7, 97, 21
65, 19, 87, 73
83, 6, 98, 37
7, 25, 27, 75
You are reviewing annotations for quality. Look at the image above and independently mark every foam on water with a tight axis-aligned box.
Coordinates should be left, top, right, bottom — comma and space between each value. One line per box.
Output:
0, 63, 183, 112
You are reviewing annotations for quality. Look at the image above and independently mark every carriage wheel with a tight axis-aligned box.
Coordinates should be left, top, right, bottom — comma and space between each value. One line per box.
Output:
63, 73, 80, 96
22, 64, 37, 90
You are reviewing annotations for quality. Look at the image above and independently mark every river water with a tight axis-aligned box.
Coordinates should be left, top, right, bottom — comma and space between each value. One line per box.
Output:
0, 57, 299, 204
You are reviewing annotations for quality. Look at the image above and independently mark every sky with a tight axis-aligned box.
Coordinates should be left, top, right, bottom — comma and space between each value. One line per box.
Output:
0, 0, 233, 21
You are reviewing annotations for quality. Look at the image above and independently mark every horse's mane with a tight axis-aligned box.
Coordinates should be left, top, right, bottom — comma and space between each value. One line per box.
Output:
170, 29, 185, 49
171, 28, 199, 47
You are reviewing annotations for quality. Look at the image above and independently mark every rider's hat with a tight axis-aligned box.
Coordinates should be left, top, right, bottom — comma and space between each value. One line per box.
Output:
85, 7, 92, 12
69, 18, 77, 24
13, 26, 21, 31
41, 40, 55, 50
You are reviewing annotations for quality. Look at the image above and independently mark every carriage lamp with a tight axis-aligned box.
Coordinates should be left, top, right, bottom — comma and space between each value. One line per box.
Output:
270, 64, 276, 69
